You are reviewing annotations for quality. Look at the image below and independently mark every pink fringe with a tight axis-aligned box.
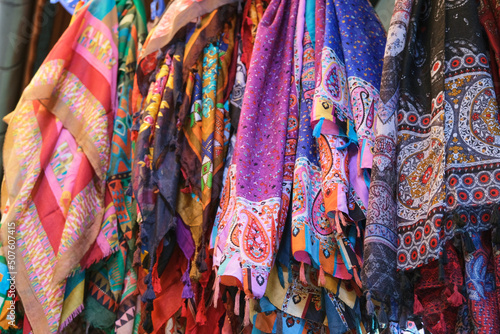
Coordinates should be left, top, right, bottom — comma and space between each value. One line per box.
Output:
59, 304, 84, 330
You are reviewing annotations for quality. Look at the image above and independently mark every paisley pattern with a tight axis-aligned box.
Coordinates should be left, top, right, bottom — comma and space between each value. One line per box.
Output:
214, 0, 300, 299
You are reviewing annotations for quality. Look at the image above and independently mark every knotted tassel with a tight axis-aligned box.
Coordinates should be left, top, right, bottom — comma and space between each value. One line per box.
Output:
213, 276, 220, 308
438, 257, 446, 282
244, 296, 251, 327
299, 262, 307, 285
142, 302, 154, 333
141, 273, 156, 303
398, 308, 408, 329
196, 291, 207, 325
352, 266, 363, 288
493, 227, 500, 245
318, 265, 326, 287
462, 232, 476, 254
181, 263, 194, 299
312, 117, 325, 138
413, 293, 424, 314
366, 291, 375, 316
151, 260, 162, 295
196, 246, 208, 272
234, 290, 241, 316
447, 284, 466, 307
377, 305, 388, 328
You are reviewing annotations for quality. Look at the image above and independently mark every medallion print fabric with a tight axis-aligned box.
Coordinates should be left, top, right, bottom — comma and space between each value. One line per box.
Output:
396, 0, 500, 270
0, 0, 119, 332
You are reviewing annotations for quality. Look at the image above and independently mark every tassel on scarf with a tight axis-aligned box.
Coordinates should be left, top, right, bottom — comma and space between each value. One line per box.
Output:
447, 284, 465, 307
142, 272, 156, 303
213, 276, 220, 308
438, 257, 446, 282
151, 260, 162, 295
299, 261, 307, 285
196, 290, 207, 325
196, 246, 208, 272
366, 291, 375, 316
493, 227, 500, 244
462, 232, 476, 254
312, 117, 325, 138
318, 265, 326, 287
413, 293, 424, 314
377, 305, 388, 328
234, 290, 241, 316
398, 308, 408, 330
142, 301, 154, 333
244, 296, 251, 327
181, 263, 194, 299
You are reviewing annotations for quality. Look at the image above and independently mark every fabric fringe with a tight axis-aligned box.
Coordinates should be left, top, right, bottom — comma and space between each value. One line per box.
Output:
60, 304, 84, 330
312, 117, 325, 138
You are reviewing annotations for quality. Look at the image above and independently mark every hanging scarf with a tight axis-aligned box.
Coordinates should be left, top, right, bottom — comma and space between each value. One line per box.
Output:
0, 0, 119, 332
213, 0, 300, 299
363, 0, 414, 303
84, 2, 147, 332
132, 40, 184, 309
395, 0, 500, 270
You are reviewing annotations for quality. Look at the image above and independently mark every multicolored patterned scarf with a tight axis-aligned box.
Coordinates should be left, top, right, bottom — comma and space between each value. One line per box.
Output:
84, 2, 147, 333
1, 0, 119, 332
213, 0, 300, 299
395, 0, 500, 270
